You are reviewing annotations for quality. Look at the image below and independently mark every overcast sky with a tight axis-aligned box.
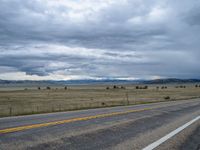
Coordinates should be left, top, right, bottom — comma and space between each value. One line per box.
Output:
0, 0, 200, 80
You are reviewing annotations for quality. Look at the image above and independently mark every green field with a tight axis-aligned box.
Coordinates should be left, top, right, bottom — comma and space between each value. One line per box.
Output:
0, 84, 200, 117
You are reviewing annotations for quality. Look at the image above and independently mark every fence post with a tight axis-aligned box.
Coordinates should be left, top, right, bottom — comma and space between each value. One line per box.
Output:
126, 92, 129, 105
37, 106, 39, 113
59, 104, 61, 111
9, 107, 12, 116
52, 105, 54, 112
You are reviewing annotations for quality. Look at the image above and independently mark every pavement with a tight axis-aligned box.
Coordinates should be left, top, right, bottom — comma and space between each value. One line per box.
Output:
0, 99, 200, 150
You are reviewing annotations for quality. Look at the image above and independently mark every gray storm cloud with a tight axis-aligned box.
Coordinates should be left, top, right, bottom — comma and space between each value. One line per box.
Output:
0, 0, 200, 80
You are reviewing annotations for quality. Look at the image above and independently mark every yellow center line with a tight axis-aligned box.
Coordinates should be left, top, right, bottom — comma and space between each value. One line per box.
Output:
0, 107, 153, 134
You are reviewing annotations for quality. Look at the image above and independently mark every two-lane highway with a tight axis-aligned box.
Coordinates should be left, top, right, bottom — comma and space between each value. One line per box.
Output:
0, 99, 200, 150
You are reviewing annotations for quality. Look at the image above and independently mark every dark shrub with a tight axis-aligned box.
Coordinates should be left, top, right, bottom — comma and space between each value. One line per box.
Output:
46, 86, 51, 90
113, 85, 117, 89
164, 96, 170, 100
101, 102, 105, 106
106, 86, 109, 90
121, 86, 126, 89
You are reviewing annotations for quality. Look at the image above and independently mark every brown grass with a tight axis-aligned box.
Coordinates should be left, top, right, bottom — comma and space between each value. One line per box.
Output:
0, 84, 200, 117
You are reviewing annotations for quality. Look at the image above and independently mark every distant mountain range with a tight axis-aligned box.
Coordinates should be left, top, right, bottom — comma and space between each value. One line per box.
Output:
0, 79, 140, 85
142, 78, 200, 84
0, 78, 200, 85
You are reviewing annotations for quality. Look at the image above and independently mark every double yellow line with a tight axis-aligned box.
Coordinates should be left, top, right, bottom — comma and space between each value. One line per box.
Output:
0, 107, 152, 134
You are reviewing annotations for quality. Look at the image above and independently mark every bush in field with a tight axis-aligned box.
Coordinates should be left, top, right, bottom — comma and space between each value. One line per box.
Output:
164, 96, 170, 100
179, 85, 186, 88
64, 86, 67, 90
195, 85, 198, 88
107, 85, 125, 90
121, 86, 126, 89
175, 85, 186, 89
38, 87, 41, 90
46, 86, 51, 90
161, 86, 167, 89
136, 86, 148, 89
113, 85, 120, 89
101, 102, 105, 106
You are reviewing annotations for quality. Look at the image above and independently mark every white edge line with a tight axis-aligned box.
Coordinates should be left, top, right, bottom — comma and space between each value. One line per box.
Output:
142, 116, 200, 150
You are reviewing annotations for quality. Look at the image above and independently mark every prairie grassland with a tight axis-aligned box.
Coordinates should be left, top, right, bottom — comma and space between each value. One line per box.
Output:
0, 84, 200, 117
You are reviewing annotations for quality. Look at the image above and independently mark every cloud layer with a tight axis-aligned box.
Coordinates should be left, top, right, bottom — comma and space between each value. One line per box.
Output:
0, 0, 200, 80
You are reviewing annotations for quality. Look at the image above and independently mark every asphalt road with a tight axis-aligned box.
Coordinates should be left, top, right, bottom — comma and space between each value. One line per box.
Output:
0, 99, 200, 150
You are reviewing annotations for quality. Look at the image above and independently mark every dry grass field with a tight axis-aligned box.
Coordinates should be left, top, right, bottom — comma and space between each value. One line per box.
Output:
0, 84, 200, 117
